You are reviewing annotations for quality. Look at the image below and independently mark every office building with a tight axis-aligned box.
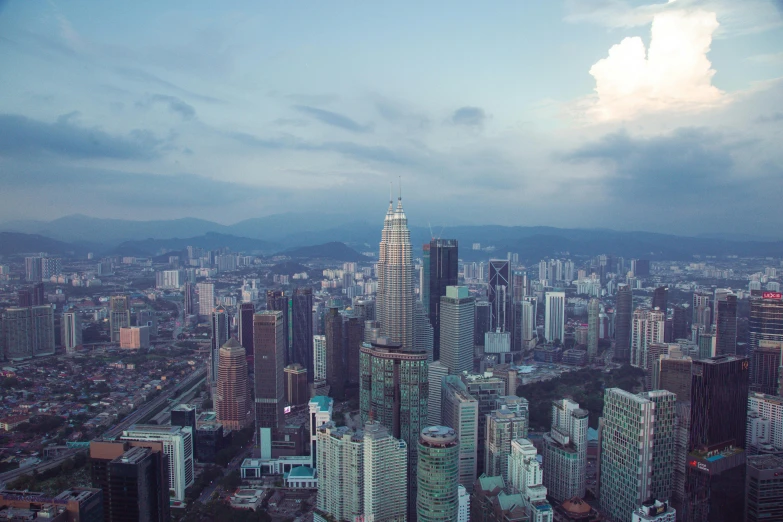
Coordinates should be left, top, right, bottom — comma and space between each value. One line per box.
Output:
656, 349, 693, 400
749, 293, 783, 351
62, 311, 82, 353
683, 355, 750, 522
440, 286, 475, 374
316, 421, 407, 522
171, 404, 197, 434
183, 282, 194, 316
428, 360, 449, 426
267, 291, 290, 361
89, 441, 169, 522
488, 260, 511, 335
475, 300, 491, 347
652, 286, 668, 315
587, 298, 600, 362
747, 393, 783, 455
25, 256, 42, 282
345, 315, 364, 385
359, 338, 428, 517
237, 302, 255, 358
417, 426, 460, 522
750, 340, 783, 396
544, 292, 565, 344
458, 485, 470, 522
209, 305, 229, 388
521, 297, 537, 349
441, 375, 479, 491
0, 487, 103, 522
511, 270, 529, 302
630, 308, 665, 370
715, 294, 737, 355
377, 195, 414, 350
461, 374, 506, 477
631, 500, 676, 522
292, 287, 314, 380
119, 326, 149, 349
18, 283, 45, 307
599, 389, 676, 522
645, 342, 671, 392
284, 363, 309, 406
486, 403, 529, 484
120, 424, 194, 501
413, 299, 434, 362
508, 438, 553, 522
215, 338, 251, 430
324, 307, 344, 400
254, 311, 286, 459
745, 454, 783, 522
313, 334, 326, 382
692, 292, 712, 328
196, 282, 214, 318
615, 284, 633, 363
423, 239, 459, 360
109, 296, 131, 343
543, 399, 588, 503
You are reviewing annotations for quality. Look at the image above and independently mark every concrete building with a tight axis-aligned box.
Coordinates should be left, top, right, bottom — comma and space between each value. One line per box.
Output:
630, 308, 665, 370
284, 363, 309, 406
441, 375, 479, 491
587, 298, 600, 362
119, 326, 149, 349
440, 286, 475, 374
599, 389, 676, 522
615, 284, 633, 363
292, 287, 314, 381
2, 305, 55, 360
508, 438, 553, 522
196, 282, 214, 318
313, 334, 326, 382
462, 373, 507, 477
543, 399, 588, 503
325, 307, 344, 400
308, 396, 333, 468
254, 311, 286, 459
745, 454, 783, 522
750, 340, 783, 396
458, 484, 470, 522
120, 424, 194, 502
544, 292, 565, 344
237, 302, 255, 358
363, 421, 408, 521
417, 426, 460, 522
747, 393, 783, 455
428, 360, 449, 425
486, 403, 529, 485
62, 311, 82, 354
215, 338, 251, 431
414, 299, 434, 362
631, 499, 676, 522
155, 269, 183, 289
109, 296, 131, 343
0, 487, 103, 522
209, 305, 229, 388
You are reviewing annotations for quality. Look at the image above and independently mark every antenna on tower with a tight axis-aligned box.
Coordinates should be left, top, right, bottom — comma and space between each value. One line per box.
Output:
398, 176, 402, 200
428, 222, 434, 240
389, 182, 392, 203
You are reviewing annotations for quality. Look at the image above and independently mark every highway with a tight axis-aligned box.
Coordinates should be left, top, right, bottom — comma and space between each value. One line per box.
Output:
0, 367, 206, 488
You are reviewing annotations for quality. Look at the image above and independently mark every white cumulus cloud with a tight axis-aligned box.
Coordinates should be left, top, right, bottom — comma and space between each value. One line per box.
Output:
587, 8, 725, 121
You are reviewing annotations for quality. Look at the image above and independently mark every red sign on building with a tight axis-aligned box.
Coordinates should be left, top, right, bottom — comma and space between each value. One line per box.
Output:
762, 291, 783, 300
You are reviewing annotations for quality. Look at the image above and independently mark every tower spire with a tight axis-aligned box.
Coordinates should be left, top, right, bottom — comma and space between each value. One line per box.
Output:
389, 182, 393, 204
398, 176, 402, 201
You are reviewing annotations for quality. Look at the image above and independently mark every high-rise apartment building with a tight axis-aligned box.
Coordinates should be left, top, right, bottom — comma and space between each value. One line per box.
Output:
615, 284, 633, 363
749, 293, 783, 350
747, 393, 783, 455
745, 455, 783, 522
209, 305, 229, 388
363, 421, 409, 521
25, 256, 42, 282
543, 399, 588, 503
292, 287, 314, 380
692, 292, 712, 328
359, 338, 428, 517
183, 282, 194, 316
109, 295, 131, 343
377, 196, 414, 350
462, 373, 506, 477
313, 334, 326, 382
599, 389, 676, 522
1, 305, 55, 360
417, 426, 460, 522
630, 308, 665, 370
325, 307, 344, 400
254, 311, 286, 459
587, 298, 600, 362
237, 302, 255, 358
215, 338, 250, 430
489, 260, 511, 334
120, 424, 195, 501
441, 375, 479, 491
423, 239, 459, 360
196, 282, 214, 318
440, 286, 475, 374
508, 438, 553, 522
119, 326, 149, 349
485, 404, 529, 485
544, 292, 565, 344
62, 311, 82, 353
715, 294, 737, 355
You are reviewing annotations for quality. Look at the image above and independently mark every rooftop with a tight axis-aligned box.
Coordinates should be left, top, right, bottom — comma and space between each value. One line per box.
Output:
747, 454, 783, 470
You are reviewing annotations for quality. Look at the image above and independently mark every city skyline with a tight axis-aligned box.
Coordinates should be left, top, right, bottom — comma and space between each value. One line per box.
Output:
0, 1, 782, 235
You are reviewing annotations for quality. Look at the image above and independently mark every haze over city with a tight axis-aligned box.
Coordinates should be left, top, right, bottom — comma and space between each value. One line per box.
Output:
1, 0, 782, 236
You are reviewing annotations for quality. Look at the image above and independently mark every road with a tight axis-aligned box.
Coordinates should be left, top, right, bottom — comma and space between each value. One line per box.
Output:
198, 446, 253, 504
0, 368, 206, 488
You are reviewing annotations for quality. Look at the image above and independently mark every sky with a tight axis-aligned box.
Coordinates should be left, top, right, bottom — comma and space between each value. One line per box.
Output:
0, 0, 782, 236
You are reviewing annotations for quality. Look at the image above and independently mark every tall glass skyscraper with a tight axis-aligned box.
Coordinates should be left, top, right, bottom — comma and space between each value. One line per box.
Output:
715, 293, 738, 355
417, 426, 460, 522
439, 286, 475, 374
615, 284, 633, 363
488, 260, 510, 333
423, 239, 458, 360
292, 287, 314, 381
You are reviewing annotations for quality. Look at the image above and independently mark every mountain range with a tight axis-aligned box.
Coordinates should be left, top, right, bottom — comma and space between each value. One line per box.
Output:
2, 213, 783, 262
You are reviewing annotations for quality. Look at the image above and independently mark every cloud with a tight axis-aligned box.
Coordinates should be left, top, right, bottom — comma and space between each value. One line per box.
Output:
0, 113, 162, 160
748, 52, 783, 63
292, 105, 372, 133
374, 99, 430, 131
585, 8, 724, 121
451, 106, 487, 126
137, 94, 197, 120
757, 112, 783, 123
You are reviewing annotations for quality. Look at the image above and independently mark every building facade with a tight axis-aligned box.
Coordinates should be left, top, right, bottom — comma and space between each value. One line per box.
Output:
417, 426, 460, 522
543, 399, 588, 503
215, 338, 251, 430
440, 286, 476, 374
254, 311, 286, 459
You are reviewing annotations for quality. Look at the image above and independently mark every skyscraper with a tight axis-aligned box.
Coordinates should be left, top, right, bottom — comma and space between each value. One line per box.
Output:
750, 340, 783, 396
209, 305, 229, 389
237, 302, 255, 358
266, 290, 290, 362
345, 315, 364, 386
325, 307, 344, 400
441, 375, 479, 491
715, 293, 737, 355
359, 338, 428, 518
599, 389, 676, 522
62, 311, 82, 353
196, 282, 214, 319
424, 239, 459, 360
377, 195, 414, 350
474, 301, 491, 347
485, 403, 529, 484
488, 260, 511, 333
413, 299, 434, 362
109, 295, 131, 343
254, 311, 285, 459
745, 455, 783, 522
363, 421, 409, 521
440, 286, 475, 374
630, 308, 665, 369
417, 426, 460, 522
747, 393, 783, 455
521, 297, 537, 349
292, 287, 314, 380
544, 291, 565, 344
543, 399, 588, 503
428, 360, 449, 426
215, 338, 251, 431
313, 334, 326, 382
615, 284, 633, 363
509, 439, 553, 521
652, 286, 668, 314
749, 293, 783, 391
672, 305, 687, 340
692, 292, 711, 328
183, 282, 195, 316
587, 298, 600, 362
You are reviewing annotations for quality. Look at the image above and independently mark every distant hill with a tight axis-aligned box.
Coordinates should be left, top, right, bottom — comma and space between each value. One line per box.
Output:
278, 242, 370, 262
0, 232, 84, 257
111, 233, 277, 257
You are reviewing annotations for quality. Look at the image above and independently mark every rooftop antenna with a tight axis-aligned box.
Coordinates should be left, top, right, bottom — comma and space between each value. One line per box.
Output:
428, 222, 434, 240
389, 182, 393, 203
398, 176, 402, 200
